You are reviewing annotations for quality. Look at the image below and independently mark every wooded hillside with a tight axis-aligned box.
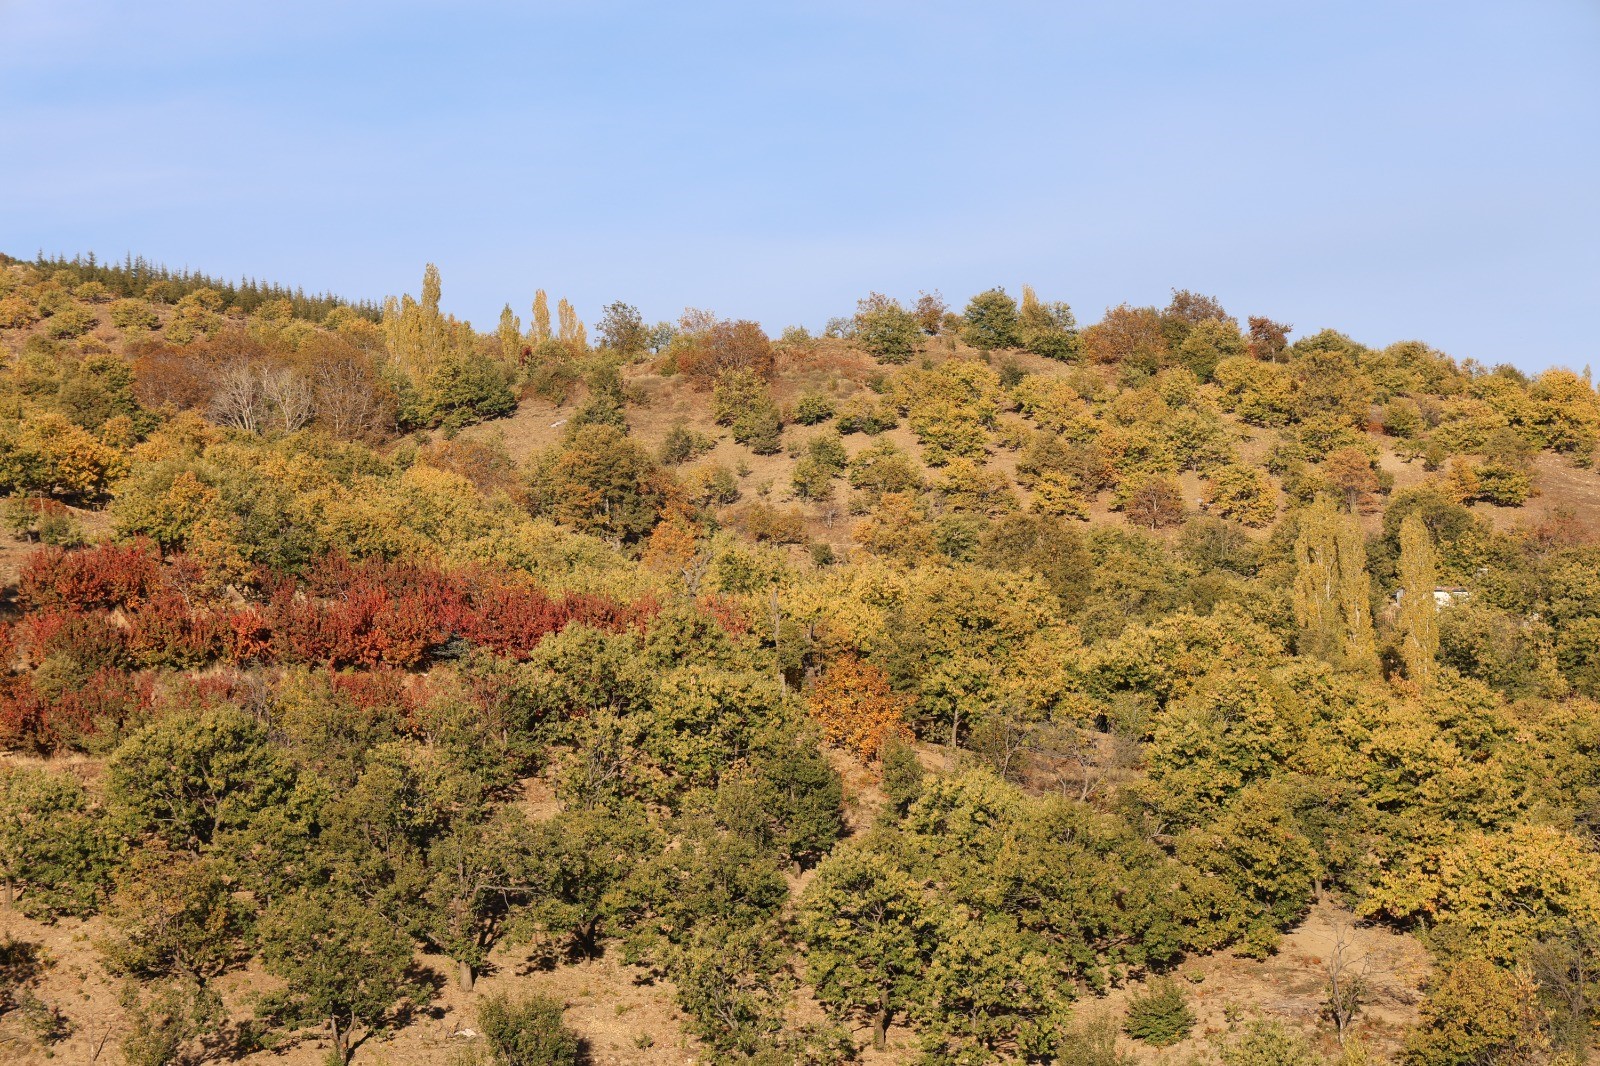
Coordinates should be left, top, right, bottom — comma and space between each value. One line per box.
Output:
2, 254, 1599, 1066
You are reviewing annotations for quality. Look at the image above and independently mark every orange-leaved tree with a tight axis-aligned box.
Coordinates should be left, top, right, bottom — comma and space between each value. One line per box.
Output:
808, 654, 912, 760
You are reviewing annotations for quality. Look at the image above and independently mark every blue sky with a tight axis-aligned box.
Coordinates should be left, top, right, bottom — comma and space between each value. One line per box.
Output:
2, 1, 1596, 372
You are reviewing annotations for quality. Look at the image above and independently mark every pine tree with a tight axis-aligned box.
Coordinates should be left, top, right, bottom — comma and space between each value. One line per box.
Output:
1398, 513, 1439, 686
1294, 496, 1378, 673
531, 290, 552, 343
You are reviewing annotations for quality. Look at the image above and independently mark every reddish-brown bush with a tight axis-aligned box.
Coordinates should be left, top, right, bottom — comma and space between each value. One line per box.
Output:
18, 542, 164, 612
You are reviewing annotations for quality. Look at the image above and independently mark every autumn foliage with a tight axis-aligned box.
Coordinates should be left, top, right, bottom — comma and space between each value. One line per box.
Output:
0, 542, 658, 750
807, 655, 912, 759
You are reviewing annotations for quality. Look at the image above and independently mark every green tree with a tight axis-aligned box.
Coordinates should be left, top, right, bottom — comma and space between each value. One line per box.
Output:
596, 301, 649, 354
107, 707, 298, 852
799, 847, 936, 1050
0, 765, 116, 918
1018, 285, 1080, 360
423, 809, 537, 990
854, 293, 922, 364
524, 424, 672, 542
961, 288, 1021, 350
515, 806, 655, 958
101, 848, 247, 986
712, 370, 784, 454
257, 888, 428, 1064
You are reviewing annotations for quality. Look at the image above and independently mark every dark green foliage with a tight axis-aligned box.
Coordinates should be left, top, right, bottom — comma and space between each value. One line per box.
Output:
793, 393, 836, 425
879, 738, 925, 817
0, 766, 117, 918
1122, 979, 1195, 1046
107, 707, 297, 852
715, 726, 844, 866
961, 288, 1021, 350
658, 421, 715, 465
257, 888, 427, 1064
30, 251, 379, 321
478, 991, 581, 1066
854, 294, 922, 365
423, 352, 517, 429
713, 370, 785, 454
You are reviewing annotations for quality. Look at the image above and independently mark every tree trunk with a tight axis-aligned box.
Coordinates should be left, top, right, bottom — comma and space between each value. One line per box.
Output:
458, 958, 475, 992
873, 987, 890, 1050
331, 1017, 349, 1064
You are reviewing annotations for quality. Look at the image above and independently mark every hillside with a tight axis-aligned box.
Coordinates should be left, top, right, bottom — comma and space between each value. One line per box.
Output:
2, 255, 1600, 1066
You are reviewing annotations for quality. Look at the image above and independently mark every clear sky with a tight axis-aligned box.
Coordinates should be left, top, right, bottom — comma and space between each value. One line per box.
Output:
2, 1, 1596, 373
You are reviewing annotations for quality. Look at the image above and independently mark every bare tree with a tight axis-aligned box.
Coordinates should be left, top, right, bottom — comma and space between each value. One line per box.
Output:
308, 341, 391, 441
260, 366, 315, 433
209, 361, 270, 434
1323, 917, 1390, 1046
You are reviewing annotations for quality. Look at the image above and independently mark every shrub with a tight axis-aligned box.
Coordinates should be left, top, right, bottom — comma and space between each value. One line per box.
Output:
678, 319, 775, 387
961, 288, 1021, 350
793, 393, 837, 425
1057, 1014, 1135, 1066
836, 396, 898, 435
45, 306, 99, 339
1219, 1020, 1319, 1066
854, 294, 921, 364
658, 422, 715, 465
110, 298, 161, 331
713, 371, 784, 454
1208, 464, 1277, 527
1123, 979, 1194, 1046
1402, 958, 1550, 1066
477, 992, 581, 1066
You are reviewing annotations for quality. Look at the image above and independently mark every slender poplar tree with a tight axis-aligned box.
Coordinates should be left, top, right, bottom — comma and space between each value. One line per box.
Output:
1294, 495, 1378, 673
1398, 513, 1440, 686
531, 290, 552, 343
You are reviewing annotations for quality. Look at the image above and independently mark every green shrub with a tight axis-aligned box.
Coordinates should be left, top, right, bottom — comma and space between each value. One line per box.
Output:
1122, 978, 1194, 1046
854, 294, 921, 364
793, 394, 836, 425
45, 305, 99, 339
110, 298, 160, 331
1057, 1014, 1135, 1066
1219, 1020, 1319, 1066
659, 422, 715, 465
879, 737, 925, 816
478, 992, 581, 1066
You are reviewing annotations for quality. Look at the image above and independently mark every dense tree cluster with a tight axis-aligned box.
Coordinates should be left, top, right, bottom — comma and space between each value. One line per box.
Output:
1, 257, 1599, 1062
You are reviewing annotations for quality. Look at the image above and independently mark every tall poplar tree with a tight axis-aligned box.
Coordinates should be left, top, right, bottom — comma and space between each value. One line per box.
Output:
557, 298, 586, 350
1294, 495, 1378, 673
1398, 513, 1440, 686
496, 304, 522, 363
531, 290, 552, 344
